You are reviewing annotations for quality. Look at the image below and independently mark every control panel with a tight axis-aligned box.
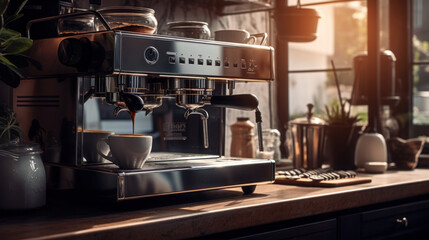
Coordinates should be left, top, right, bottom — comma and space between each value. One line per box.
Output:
117, 32, 274, 81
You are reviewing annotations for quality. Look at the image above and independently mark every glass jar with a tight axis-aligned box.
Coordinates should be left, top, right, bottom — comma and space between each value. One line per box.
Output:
255, 129, 281, 162
0, 143, 46, 210
57, 7, 158, 35
167, 21, 211, 39
58, 14, 99, 35
98, 6, 158, 34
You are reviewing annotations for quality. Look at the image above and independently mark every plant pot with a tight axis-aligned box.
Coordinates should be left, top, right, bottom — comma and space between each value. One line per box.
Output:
275, 7, 320, 42
323, 125, 362, 170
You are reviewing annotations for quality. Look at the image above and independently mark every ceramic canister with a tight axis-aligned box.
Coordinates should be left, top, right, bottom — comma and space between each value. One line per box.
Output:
0, 142, 46, 210
231, 117, 256, 158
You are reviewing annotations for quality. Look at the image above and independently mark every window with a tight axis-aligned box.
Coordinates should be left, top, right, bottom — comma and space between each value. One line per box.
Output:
412, 0, 429, 130
287, 1, 369, 121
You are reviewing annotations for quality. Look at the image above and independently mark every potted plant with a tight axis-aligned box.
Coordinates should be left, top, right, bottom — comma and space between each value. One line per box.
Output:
0, 0, 31, 143
323, 101, 362, 170
323, 60, 362, 170
0, 0, 46, 210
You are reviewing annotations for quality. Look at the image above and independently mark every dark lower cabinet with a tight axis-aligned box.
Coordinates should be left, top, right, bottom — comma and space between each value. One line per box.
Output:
232, 219, 337, 240
341, 199, 429, 240
205, 197, 429, 240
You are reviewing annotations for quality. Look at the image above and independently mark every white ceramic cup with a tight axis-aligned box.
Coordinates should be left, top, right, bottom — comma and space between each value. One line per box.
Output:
97, 134, 152, 169
214, 30, 267, 45
83, 130, 114, 163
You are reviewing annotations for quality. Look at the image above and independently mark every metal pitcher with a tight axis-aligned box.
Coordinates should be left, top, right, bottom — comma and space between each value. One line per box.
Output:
287, 104, 326, 169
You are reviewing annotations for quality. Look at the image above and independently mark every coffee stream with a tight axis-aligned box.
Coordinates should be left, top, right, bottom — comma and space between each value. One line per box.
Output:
119, 91, 144, 135
129, 111, 136, 135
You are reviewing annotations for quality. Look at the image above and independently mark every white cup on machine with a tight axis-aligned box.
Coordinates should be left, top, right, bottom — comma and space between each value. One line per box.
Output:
214, 29, 267, 45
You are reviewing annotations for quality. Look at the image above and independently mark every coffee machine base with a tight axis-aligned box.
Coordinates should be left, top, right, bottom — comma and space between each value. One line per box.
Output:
46, 155, 275, 201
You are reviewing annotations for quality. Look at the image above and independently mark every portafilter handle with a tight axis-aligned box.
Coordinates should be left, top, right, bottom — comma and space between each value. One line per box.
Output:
210, 94, 259, 111
210, 94, 264, 152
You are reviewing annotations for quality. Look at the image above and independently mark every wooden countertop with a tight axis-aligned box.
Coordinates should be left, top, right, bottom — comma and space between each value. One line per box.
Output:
2, 169, 429, 240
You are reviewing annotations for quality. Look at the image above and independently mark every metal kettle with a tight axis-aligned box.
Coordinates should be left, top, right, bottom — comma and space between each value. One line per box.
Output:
287, 104, 326, 169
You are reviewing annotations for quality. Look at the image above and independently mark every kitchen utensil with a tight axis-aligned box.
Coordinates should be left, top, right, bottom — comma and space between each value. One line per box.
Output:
288, 103, 326, 169
167, 21, 210, 39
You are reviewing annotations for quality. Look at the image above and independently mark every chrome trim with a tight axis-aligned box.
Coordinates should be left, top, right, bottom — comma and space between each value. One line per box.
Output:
118, 173, 125, 200
118, 181, 273, 200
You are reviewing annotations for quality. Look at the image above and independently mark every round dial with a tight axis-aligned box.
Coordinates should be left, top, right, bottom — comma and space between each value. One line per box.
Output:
144, 46, 159, 65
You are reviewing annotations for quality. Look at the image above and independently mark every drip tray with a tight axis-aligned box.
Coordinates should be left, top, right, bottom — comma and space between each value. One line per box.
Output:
69, 156, 275, 200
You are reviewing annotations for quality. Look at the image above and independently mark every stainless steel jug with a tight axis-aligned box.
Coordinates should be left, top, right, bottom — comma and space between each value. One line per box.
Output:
287, 104, 326, 169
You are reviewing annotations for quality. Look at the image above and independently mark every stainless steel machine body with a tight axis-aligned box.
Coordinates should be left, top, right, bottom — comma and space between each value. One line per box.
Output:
14, 24, 275, 200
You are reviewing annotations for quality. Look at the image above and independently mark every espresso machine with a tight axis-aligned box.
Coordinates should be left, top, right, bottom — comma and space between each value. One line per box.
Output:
13, 11, 275, 200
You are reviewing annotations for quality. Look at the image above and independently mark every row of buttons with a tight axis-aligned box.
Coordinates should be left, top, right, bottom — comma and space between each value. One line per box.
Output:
169, 56, 221, 66
168, 56, 250, 69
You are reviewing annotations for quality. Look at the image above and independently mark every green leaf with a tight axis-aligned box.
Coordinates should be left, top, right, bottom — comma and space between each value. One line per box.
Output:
3, 63, 24, 78
0, 53, 15, 66
13, 0, 27, 15
0, 28, 21, 44
4, 13, 23, 26
0, 55, 24, 78
2, 37, 32, 55
0, 0, 9, 16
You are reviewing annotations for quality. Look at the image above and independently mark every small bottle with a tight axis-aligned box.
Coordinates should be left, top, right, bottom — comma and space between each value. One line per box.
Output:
231, 117, 256, 158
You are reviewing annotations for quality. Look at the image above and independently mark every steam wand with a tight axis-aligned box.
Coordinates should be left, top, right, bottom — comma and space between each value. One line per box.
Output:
184, 108, 209, 149
255, 108, 264, 152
